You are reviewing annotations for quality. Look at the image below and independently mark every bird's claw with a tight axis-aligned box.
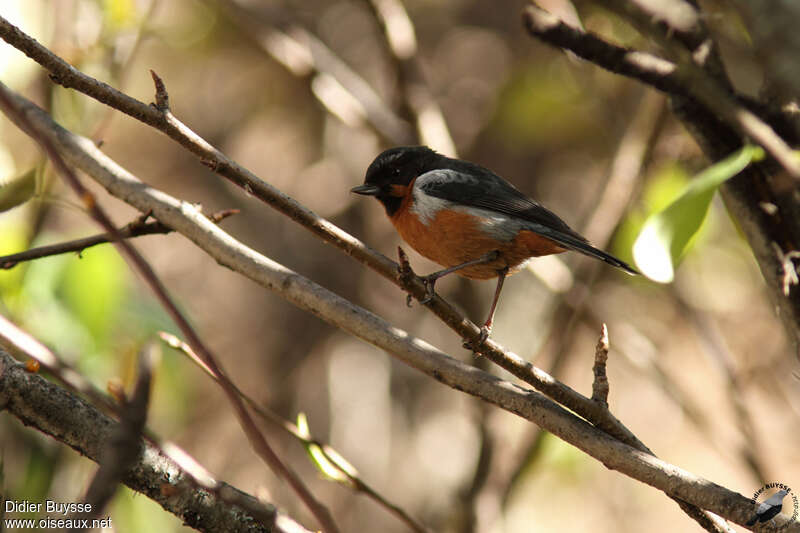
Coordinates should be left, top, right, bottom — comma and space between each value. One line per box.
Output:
463, 326, 491, 351
419, 275, 437, 305
397, 247, 438, 306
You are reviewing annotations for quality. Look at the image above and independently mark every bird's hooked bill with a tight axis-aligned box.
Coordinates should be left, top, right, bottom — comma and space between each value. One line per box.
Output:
351, 184, 381, 196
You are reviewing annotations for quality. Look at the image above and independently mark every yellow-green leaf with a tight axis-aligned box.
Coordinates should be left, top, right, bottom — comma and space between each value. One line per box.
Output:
633, 145, 764, 282
60, 244, 128, 344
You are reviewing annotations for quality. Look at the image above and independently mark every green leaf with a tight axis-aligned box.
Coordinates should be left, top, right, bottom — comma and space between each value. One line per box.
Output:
633, 145, 764, 282
0, 168, 37, 212
60, 244, 128, 346
297, 413, 357, 483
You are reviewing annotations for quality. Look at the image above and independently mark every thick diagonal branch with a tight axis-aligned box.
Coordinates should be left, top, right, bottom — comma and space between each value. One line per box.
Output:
0, 349, 308, 533
0, 77, 339, 533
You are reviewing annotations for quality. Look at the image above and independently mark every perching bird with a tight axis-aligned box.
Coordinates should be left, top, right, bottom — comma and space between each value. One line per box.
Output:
351, 146, 637, 340
747, 489, 789, 526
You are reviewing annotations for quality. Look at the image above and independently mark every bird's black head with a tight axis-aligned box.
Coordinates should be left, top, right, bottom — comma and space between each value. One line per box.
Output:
351, 146, 441, 216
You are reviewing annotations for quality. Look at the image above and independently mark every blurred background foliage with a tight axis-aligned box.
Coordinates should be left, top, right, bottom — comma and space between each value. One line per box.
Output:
0, 0, 796, 532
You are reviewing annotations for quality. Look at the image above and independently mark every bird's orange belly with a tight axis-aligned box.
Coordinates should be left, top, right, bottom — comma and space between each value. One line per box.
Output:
391, 207, 565, 280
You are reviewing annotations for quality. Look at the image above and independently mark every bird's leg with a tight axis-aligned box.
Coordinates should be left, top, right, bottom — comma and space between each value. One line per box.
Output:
419, 250, 500, 304
481, 267, 508, 337
463, 267, 508, 351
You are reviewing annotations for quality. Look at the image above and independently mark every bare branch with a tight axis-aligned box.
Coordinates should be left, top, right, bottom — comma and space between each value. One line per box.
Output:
0, 78, 339, 533
521, 5, 800, 180
0, 209, 237, 269
522, 6, 679, 93
0, 217, 167, 268
593, 0, 708, 61
0, 316, 291, 530
0, 348, 310, 533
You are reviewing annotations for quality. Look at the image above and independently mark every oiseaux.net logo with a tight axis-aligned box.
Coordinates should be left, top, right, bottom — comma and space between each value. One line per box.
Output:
747, 482, 799, 530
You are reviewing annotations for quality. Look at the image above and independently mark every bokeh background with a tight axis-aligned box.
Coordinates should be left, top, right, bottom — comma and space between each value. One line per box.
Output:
0, 1, 797, 531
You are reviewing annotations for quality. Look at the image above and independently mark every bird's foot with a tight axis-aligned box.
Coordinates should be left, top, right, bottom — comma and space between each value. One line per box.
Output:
419, 275, 438, 304
397, 247, 439, 306
398, 247, 421, 307
463, 325, 491, 352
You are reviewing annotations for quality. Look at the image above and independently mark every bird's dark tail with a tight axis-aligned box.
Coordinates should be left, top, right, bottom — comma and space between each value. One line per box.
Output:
536, 226, 639, 275
572, 241, 639, 275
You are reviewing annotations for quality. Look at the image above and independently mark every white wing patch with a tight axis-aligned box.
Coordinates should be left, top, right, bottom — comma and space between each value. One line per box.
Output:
410, 169, 457, 224
409, 184, 451, 225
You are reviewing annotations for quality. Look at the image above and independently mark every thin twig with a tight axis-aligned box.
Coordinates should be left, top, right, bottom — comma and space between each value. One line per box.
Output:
0, 217, 169, 269
71, 343, 156, 531
592, 324, 610, 407
0, 81, 339, 533
0, 209, 237, 269
158, 331, 432, 533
